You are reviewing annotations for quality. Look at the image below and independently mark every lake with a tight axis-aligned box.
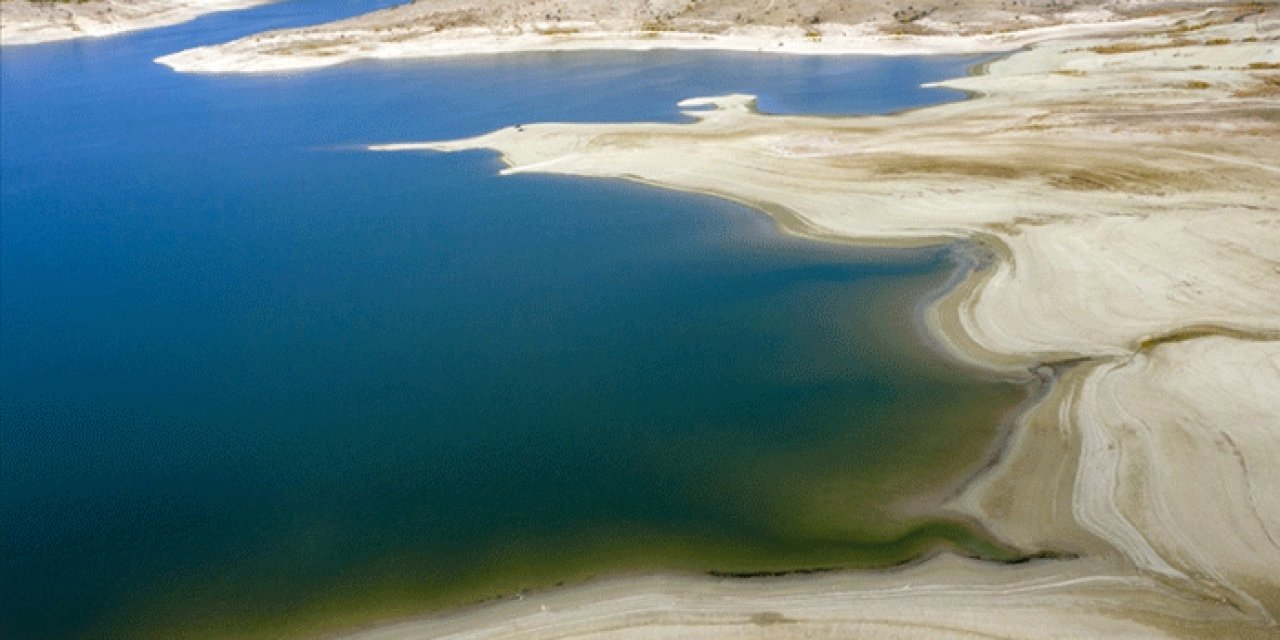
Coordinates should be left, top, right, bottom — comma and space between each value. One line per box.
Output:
0, 2, 1020, 638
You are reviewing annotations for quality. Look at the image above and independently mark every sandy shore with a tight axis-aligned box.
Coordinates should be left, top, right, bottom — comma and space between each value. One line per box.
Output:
0, 0, 275, 46
158, 16, 1173, 74
350, 5, 1280, 639
336, 555, 1273, 640
155, 0, 1209, 74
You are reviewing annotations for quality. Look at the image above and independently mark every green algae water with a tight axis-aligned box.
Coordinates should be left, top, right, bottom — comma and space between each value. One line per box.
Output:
0, 3, 1021, 638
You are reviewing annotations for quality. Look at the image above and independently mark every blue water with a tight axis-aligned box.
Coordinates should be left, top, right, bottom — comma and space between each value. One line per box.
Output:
1, 3, 1018, 638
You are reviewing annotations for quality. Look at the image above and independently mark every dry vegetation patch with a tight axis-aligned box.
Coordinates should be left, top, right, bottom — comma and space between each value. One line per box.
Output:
1233, 74, 1280, 98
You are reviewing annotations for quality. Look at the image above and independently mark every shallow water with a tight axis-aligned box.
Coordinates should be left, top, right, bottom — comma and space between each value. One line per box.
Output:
1, 3, 1019, 638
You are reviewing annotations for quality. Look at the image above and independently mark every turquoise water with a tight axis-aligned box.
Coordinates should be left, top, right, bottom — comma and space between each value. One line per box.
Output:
0, 3, 1018, 638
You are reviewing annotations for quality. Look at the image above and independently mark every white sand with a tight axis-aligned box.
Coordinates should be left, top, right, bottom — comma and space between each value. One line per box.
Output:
354, 6, 1280, 638
1068, 335, 1280, 619
0, 0, 275, 46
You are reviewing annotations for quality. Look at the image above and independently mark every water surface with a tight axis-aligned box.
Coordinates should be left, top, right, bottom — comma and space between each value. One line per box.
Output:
1, 4, 1019, 638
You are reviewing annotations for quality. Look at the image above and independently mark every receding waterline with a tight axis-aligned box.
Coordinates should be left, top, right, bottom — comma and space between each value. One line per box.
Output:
1, 10, 1017, 639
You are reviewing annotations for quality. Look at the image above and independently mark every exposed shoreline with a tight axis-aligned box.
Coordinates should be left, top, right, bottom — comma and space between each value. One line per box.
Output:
156, 15, 1174, 74
349, 4, 1279, 639
145, 1, 1267, 76
332, 557, 1274, 640
0, 0, 276, 47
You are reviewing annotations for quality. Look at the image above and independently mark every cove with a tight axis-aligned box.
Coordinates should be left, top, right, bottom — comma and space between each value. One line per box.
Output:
1, 4, 1020, 639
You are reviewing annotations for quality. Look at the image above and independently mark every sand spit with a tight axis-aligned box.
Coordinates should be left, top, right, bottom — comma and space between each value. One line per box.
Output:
0, 0, 275, 46
358, 8, 1280, 639
156, 0, 1219, 74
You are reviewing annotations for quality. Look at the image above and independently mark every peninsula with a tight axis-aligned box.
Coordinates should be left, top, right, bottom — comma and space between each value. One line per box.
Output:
0, 0, 275, 46
154, 0, 1228, 73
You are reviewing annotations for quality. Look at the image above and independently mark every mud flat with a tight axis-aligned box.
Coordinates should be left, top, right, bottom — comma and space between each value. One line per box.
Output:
352, 6, 1280, 639
0, 0, 274, 46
